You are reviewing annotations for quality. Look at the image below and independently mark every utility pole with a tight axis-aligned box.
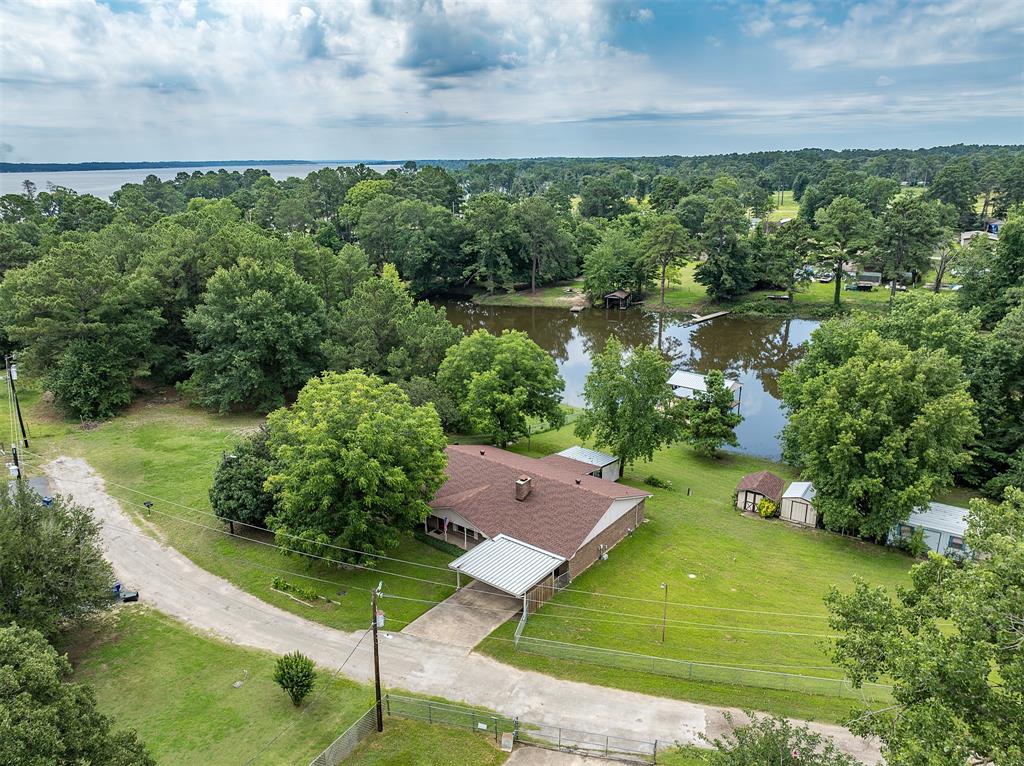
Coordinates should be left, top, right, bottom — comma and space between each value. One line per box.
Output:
660, 582, 668, 644
5, 356, 29, 448
371, 581, 384, 733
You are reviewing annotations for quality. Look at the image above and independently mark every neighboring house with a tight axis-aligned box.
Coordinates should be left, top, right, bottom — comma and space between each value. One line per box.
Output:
959, 230, 998, 247
889, 501, 970, 556
427, 445, 650, 612
668, 370, 742, 407
545, 446, 621, 482
735, 471, 784, 513
780, 481, 817, 527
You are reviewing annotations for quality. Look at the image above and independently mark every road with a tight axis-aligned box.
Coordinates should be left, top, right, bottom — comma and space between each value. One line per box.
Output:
46, 456, 883, 763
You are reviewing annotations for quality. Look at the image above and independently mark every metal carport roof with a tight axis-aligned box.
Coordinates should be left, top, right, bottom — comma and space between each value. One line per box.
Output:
448, 534, 565, 598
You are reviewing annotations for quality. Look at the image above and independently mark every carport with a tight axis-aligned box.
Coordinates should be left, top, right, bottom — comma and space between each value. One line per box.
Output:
449, 534, 565, 606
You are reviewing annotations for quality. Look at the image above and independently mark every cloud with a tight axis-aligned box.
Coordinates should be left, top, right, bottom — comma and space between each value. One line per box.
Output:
631, 7, 654, 23
876, 75, 894, 86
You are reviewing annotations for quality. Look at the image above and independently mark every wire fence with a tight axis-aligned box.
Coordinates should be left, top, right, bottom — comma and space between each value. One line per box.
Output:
307, 704, 378, 766
514, 635, 892, 703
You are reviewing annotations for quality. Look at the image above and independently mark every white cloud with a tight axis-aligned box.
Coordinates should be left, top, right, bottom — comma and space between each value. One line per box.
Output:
876, 75, 895, 86
632, 8, 654, 23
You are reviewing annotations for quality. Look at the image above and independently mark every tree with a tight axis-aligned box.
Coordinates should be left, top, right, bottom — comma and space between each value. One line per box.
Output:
931, 240, 960, 292
265, 370, 447, 556
683, 370, 743, 458
210, 427, 277, 530
0, 483, 114, 641
579, 176, 628, 219
273, 651, 317, 706
782, 332, 978, 537
874, 193, 949, 304
704, 713, 858, 766
0, 624, 154, 766
513, 196, 575, 293
674, 194, 710, 236
642, 214, 694, 306
183, 257, 325, 413
760, 218, 816, 294
826, 488, 1024, 766
325, 264, 462, 382
649, 176, 684, 212
694, 197, 753, 300
461, 192, 523, 292
582, 228, 648, 303
814, 196, 874, 308
437, 329, 565, 445
928, 158, 977, 228
957, 210, 1024, 326
574, 338, 684, 473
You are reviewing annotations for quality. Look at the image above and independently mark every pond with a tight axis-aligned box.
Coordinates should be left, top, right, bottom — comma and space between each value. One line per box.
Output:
436, 300, 819, 460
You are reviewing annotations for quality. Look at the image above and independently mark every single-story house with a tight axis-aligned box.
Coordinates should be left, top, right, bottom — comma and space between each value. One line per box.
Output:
543, 446, 621, 482
959, 230, 999, 247
780, 481, 817, 527
604, 289, 632, 309
427, 445, 651, 612
735, 471, 784, 513
889, 502, 969, 555
668, 370, 742, 407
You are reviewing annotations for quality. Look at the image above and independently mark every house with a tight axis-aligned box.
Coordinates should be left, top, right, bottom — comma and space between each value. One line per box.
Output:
779, 481, 817, 527
959, 230, 999, 247
668, 370, 742, 407
426, 445, 651, 611
849, 271, 882, 291
544, 445, 620, 482
604, 289, 632, 309
735, 471, 784, 513
889, 501, 969, 555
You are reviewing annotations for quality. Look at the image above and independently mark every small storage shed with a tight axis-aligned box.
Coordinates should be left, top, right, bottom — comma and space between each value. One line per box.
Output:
554, 446, 620, 481
780, 481, 817, 527
735, 471, 784, 513
889, 502, 969, 555
604, 290, 632, 309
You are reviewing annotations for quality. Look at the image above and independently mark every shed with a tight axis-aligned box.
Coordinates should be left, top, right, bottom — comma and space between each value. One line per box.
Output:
604, 290, 632, 309
735, 471, 784, 513
780, 481, 817, 527
553, 446, 620, 482
668, 370, 742, 407
889, 502, 969, 555
448, 534, 565, 600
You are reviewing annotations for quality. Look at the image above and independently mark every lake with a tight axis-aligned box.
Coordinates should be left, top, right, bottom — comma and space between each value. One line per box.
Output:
0, 162, 403, 199
436, 300, 818, 460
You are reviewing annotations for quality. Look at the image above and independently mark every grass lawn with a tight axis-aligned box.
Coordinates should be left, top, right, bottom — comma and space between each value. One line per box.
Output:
473, 281, 586, 310
5, 388, 459, 633
477, 422, 915, 723
767, 190, 800, 222
69, 607, 375, 765
344, 718, 508, 766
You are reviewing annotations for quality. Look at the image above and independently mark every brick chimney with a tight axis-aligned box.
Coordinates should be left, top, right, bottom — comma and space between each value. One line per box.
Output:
515, 475, 532, 501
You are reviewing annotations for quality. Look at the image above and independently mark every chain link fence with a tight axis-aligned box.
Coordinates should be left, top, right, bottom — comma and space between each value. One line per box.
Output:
307, 704, 378, 766
515, 635, 892, 702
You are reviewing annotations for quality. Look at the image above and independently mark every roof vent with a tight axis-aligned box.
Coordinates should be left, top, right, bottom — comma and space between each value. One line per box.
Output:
479, 449, 485, 455
515, 475, 532, 501
575, 478, 581, 485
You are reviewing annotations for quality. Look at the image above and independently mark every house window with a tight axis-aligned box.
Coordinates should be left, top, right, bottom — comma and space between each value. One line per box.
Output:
898, 524, 914, 539
947, 536, 964, 551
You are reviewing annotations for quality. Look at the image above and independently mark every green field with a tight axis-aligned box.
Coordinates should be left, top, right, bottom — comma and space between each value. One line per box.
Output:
767, 190, 800, 222
477, 422, 914, 723
344, 718, 508, 766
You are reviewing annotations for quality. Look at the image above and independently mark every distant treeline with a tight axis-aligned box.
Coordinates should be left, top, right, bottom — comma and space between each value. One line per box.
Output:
0, 159, 396, 173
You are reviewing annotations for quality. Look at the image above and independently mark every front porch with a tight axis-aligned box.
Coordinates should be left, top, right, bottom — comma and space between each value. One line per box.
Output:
424, 514, 485, 551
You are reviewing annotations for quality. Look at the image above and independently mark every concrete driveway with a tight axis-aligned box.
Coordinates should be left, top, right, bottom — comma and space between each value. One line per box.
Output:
44, 456, 883, 763
401, 580, 521, 649
505, 748, 618, 766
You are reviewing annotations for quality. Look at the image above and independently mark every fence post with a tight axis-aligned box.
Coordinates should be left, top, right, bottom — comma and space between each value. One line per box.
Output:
605, 735, 609, 756
385, 694, 391, 717
492, 716, 498, 743
558, 727, 561, 750
428, 702, 432, 724
653, 739, 658, 764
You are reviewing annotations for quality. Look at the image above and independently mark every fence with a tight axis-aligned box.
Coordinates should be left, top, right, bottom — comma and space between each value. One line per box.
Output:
385, 694, 658, 764
308, 704, 378, 766
515, 635, 893, 703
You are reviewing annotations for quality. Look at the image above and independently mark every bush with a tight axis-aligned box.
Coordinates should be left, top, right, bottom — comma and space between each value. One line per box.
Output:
644, 475, 673, 490
273, 651, 316, 706
270, 576, 320, 602
210, 427, 277, 528
895, 527, 929, 558
757, 498, 778, 518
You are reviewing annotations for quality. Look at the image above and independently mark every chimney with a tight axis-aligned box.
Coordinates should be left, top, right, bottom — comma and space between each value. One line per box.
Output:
515, 475, 532, 501
575, 478, 581, 485
479, 449, 485, 455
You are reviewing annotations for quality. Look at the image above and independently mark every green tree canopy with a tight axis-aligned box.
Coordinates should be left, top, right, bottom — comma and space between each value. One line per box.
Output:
782, 332, 978, 537
574, 337, 684, 472
0, 483, 114, 641
826, 487, 1024, 766
704, 713, 858, 766
513, 196, 576, 293
874, 193, 951, 304
694, 196, 753, 299
682, 370, 743, 458
437, 329, 565, 445
210, 426, 278, 529
265, 370, 447, 557
183, 257, 326, 412
461, 192, 523, 292
813, 196, 874, 308
582, 228, 647, 303
0, 624, 154, 766
642, 214, 694, 307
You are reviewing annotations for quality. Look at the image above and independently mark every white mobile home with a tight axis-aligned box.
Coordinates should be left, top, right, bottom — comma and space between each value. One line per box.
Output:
779, 481, 817, 527
889, 502, 969, 555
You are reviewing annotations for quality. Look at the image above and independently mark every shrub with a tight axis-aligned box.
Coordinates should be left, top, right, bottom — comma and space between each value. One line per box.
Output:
896, 527, 929, 558
644, 475, 673, 490
210, 427, 277, 528
274, 651, 316, 706
757, 498, 778, 518
271, 576, 320, 602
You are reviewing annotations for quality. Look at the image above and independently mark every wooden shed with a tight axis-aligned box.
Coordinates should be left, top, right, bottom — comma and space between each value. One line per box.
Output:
735, 471, 784, 513
604, 290, 632, 309
780, 481, 817, 527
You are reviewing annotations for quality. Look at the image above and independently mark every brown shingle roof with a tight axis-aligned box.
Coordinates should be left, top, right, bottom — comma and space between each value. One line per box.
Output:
537, 454, 597, 475
736, 471, 784, 503
431, 445, 649, 559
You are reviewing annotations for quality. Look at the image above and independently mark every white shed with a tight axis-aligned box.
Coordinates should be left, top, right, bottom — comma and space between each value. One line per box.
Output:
555, 446, 621, 482
780, 481, 817, 527
889, 502, 969, 555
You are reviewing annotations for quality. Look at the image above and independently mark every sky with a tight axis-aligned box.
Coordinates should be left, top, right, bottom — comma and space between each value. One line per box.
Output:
1, 0, 1022, 163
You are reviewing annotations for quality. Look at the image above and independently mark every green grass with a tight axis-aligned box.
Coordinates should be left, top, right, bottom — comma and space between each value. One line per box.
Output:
473, 281, 586, 310
343, 719, 508, 766
768, 190, 800, 222
476, 422, 915, 723
70, 608, 375, 765
6, 389, 459, 633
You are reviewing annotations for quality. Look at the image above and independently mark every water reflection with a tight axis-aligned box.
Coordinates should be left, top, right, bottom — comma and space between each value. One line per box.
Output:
436, 300, 818, 459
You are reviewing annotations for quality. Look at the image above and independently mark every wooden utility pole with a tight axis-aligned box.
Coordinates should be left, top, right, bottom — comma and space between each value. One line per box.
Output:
5, 356, 29, 448
371, 582, 384, 732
